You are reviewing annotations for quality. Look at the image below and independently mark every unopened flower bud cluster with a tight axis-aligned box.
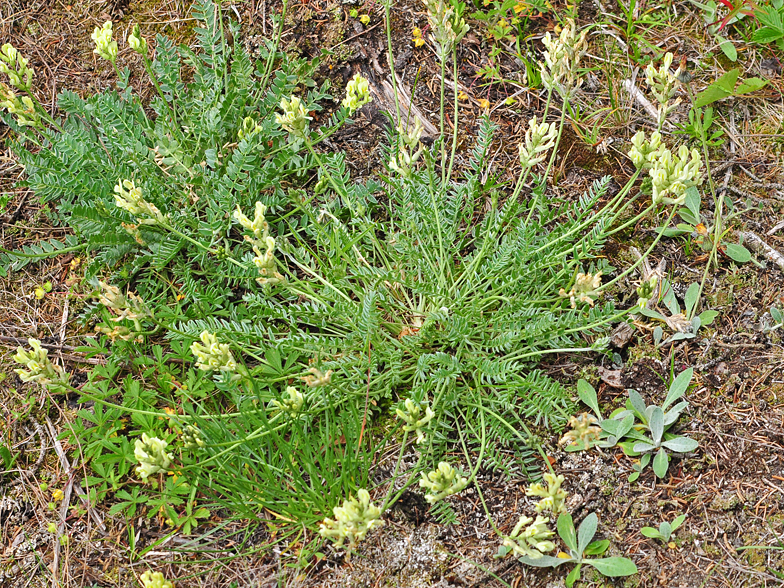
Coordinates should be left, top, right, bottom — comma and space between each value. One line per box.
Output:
420, 462, 468, 504
271, 386, 305, 415
636, 275, 659, 309
342, 73, 372, 115
645, 52, 685, 128
628, 131, 702, 206
395, 396, 435, 444
518, 116, 557, 169
422, 0, 469, 62
134, 433, 173, 481
0, 83, 40, 127
389, 119, 424, 177
0, 44, 39, 127
13, 338, 70, 390
238, 116, 261, 140
190, 330, 238, 374
234, 202, 285, 285
0, 43, 33, 92
92, 21, 118, 65
114, 179, 166, 225
128, 24, 148, 57
181, 424, 205, 449
140, 570, 174, 588
319, 489, 384, 549
500, 474, 571, 559
559, 271, 602, 308
540, 19, 588, 100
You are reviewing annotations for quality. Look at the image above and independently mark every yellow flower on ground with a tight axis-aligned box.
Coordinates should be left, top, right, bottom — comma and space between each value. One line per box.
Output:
477, 98, 490, 109
412, 27, 425, 48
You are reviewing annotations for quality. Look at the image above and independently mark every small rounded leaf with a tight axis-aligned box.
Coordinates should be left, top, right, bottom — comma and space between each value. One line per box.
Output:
653, 447, 670, 478
661, 437, 699, 453
589, 556, 638, 577
725, 243, 751, 263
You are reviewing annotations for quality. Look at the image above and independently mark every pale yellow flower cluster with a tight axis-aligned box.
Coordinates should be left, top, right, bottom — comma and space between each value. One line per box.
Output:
13, 338, 70, 389
234, 202, 284, 285
91, 21, 118, 64
518, 116, 557, 169
395, 395, 435, 443
526, 472, 568, 514
134, 433, 173, 481
275, 96, 311, 138
190, 330, 237, 373
502, 515, 556, 560
628, 131, 702, 206
540, 19, 588, 99
319, 489, 384, 549
420, 462, 468, 504
559, 271, 602, 308
341, 73, 372, 115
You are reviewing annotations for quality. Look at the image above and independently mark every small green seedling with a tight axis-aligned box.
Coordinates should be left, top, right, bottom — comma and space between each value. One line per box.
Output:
675, 106, 724, 148
614, 368, 699, 480
565, 370, 699, 482
640, 279, 719, 346
768, 307, 783, 333
641, 513, 686, 544
518, 512, 638, 587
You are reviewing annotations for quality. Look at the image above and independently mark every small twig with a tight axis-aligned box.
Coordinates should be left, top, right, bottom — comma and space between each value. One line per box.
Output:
45, 417, 107, 534
766, 219, 784, 236
0, 190, 29, 226
7, 420, 46, 489
741, 231, 784, 272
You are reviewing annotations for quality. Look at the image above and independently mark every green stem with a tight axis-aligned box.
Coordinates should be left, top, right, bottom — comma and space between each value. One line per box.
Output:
443, 47, 460, 191
258, 0, 289, 91
524, 87, 559, 225
529, 169, 641, 257
599, 206, 678, 293
142, 55, 178, 128
383, 0, 401, 123
502, 345, 598, 364
601, 201, 657, 238
562, 308, 633, 335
